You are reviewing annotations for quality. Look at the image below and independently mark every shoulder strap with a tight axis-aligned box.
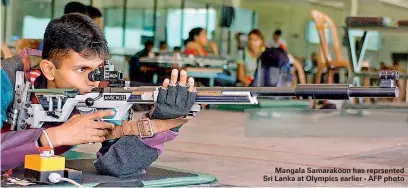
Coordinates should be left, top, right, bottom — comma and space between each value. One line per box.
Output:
19, 48, 42, 81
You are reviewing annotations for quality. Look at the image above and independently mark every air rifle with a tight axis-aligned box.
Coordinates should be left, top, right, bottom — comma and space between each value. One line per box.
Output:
7, 61, 399, 131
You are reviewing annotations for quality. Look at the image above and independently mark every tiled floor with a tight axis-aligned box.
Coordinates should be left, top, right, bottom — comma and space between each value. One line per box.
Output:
75, 109, 408, 186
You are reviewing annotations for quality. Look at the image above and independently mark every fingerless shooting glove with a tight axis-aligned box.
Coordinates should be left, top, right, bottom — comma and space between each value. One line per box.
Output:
149, 84, 197, 132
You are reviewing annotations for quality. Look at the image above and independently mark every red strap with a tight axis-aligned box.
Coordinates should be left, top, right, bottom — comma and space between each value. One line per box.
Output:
20, 49, 31, 81
29, 70, 42, 86
19, 48, 43, 82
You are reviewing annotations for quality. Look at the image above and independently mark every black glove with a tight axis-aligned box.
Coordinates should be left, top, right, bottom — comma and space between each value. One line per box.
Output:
149, 84, 197, 120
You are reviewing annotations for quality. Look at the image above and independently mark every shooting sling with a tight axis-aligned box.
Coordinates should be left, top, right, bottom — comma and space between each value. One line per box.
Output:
105, 115, 187, 139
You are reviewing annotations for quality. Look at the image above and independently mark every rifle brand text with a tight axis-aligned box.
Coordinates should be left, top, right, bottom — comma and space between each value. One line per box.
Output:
103, 95, 127, 101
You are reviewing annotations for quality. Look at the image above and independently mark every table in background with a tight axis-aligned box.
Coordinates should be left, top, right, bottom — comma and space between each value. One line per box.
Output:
139, 57, 236, 87
344, 26, 408, 102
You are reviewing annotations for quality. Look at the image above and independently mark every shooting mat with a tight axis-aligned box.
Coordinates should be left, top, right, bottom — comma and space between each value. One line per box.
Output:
1, 151, 217, 187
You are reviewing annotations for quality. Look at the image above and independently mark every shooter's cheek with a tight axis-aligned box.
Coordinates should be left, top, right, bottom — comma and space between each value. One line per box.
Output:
92, 81, 101, 87
78, 87, 94, 94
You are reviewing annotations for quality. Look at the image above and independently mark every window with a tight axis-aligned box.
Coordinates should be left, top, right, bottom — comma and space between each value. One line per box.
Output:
11, 0, 52, 40
22, 16, 51, 39
125, 9, 155, 49
1, 3, 6, 42
166, 7, 216, 48
230, 8, 254, 33
305, 21, 332, 44
123, 0, 155, 49
104, 7, 125, 48
93, 0, 125, 48
166, 9, 183, 48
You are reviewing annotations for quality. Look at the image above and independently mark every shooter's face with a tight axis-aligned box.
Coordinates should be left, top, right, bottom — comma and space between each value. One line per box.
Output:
41, 52, 103, 94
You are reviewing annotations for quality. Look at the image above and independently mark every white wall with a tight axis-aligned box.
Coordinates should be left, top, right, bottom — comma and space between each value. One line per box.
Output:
358, 1, 408, 68
240, 0, 408, 69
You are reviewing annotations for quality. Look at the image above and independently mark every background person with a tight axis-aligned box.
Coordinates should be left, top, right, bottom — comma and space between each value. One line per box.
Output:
236, 29, 265, 87
183, 28, 234, 87
38, 1, 89, 51
269, 29, 287, 52
184, 27, 210, 56
87, 5, 103, 29
129, 40, 155, 82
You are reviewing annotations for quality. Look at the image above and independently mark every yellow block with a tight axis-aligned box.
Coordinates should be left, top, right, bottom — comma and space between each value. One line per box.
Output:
24, 154, 65, 172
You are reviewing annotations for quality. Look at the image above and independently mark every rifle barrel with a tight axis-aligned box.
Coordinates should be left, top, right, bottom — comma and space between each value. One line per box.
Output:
291, 84, 398, 99
348, 87, 398, 98
196, 85, 398, 99
31, 84, 399, 101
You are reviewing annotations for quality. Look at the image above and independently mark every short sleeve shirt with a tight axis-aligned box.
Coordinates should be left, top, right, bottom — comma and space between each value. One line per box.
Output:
269, 39, 287, 49
236, 48, 258, 79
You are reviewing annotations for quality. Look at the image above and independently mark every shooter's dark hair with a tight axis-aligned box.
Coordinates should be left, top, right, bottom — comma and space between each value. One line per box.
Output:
87, 5, 102, 19
64, 2, 88, 15
42, 13, 110, 67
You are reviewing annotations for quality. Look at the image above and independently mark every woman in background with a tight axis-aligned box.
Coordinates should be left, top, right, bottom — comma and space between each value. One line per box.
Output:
184, 27, 218, 56
183, 27, 234, 87
236, 29, 265, 87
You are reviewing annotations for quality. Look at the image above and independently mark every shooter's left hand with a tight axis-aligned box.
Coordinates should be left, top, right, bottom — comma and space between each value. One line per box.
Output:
148, 69, 197, 120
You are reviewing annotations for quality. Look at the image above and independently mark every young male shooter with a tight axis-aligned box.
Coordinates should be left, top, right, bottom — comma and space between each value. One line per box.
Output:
1, 13, 197, 177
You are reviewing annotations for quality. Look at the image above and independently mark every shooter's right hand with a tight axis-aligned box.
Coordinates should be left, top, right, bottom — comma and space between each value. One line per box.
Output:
40, 110, 115, 147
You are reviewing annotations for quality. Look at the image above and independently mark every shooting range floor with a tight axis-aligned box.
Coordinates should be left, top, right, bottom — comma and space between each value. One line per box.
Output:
74, 109, 408, 187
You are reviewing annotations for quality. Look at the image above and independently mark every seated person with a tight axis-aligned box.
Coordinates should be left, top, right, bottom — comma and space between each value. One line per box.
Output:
183, 28, 234, 86
183, 27, 218, 56
236, 29, 265, 87
1, 13, 197, 178
171, 46, 182, 69
173, 46, 181, 55
128, 40, 155, 82
184, 27, 209, 56
250, 47, 292, 88
87, 5, 103, 29
269, 29, 287, 52
158, 41, 168, 54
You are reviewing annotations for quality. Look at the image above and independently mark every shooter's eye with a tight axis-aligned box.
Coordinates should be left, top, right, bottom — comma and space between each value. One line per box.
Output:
76, 68, 86, 73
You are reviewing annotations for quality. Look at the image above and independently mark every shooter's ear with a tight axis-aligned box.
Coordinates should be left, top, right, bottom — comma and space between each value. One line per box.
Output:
39, 60, 56, 81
